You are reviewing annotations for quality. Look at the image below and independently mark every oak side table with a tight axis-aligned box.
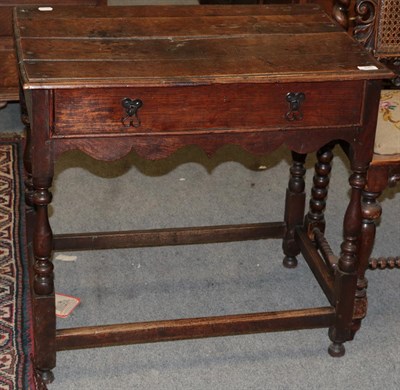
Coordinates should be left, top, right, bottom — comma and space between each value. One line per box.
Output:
14, 4, 393, 384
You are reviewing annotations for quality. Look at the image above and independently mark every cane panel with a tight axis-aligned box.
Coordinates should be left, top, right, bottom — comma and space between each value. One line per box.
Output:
375, 0, 400, 57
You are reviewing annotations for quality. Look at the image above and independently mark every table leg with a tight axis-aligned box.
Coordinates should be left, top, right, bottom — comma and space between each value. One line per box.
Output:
31, 174, 56, 383
351, 189, 381, 337
19, 87, 35, 211
328, 169, 366, 356
282, 151, 306, 268
304, 145, 334, 240
28, 90, 57, 383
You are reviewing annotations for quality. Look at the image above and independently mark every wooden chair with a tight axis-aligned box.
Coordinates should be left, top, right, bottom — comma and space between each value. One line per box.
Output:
332, 0, 400, 335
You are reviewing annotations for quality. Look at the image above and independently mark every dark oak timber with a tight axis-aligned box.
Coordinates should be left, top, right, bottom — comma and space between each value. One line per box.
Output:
56, 307, 336, 351
295, 227, 335, 305
0, 0, 106, 106
53, 222, 286, 251
14, 4, 393, 383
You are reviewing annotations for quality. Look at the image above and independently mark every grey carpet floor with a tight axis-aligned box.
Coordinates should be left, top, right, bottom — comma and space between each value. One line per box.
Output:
1, 2, 400, 387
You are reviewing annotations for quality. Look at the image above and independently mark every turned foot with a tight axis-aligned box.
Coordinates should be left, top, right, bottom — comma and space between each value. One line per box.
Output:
283, 255, 298, 268
38, 369, 55, 384
328, 342, 345, 357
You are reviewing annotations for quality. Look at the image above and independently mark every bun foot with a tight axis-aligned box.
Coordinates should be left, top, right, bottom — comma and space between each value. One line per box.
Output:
38, 369, 55, 384
283, 256, 298, 268
328, 342, 345, 357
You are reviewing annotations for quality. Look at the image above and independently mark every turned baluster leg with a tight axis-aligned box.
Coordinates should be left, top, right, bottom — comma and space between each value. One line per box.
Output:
328, 170, 366, 357
304, 145, 334, 240
32, 176, 56, 384
351, 190, 381, 337
282, 151, 307, 268
28, 90, 56, 384
20, 103, 38, 280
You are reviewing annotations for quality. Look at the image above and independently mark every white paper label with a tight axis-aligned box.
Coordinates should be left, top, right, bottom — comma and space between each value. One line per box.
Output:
55, 254, 77, 262
357, 65, 379, 71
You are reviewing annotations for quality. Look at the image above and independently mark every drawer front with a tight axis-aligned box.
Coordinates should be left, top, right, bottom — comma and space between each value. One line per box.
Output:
52, 81, 363, 137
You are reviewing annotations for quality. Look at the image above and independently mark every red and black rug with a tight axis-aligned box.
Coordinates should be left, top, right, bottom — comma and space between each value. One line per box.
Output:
0, 140, 38, 389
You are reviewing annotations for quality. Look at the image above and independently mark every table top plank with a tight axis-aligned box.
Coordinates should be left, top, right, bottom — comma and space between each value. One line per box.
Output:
13, 4, 331, 18
14, 5, 394, 88
18, 15, 337, 39
20, 33, 363, 61
20, 34, 385, 86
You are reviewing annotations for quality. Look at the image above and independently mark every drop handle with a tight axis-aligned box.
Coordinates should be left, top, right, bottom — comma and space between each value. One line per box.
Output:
121, 98, 143, 128
285, 92, 305, 121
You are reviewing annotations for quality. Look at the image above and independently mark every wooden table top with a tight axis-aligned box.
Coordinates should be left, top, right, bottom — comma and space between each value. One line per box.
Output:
14, 4, 393, 89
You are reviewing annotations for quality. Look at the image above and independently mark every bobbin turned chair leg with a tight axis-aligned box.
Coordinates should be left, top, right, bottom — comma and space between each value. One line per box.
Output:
365, 161, 400, 270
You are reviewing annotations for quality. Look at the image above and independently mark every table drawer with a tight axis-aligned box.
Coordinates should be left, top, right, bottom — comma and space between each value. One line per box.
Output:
52, 81, 363, 137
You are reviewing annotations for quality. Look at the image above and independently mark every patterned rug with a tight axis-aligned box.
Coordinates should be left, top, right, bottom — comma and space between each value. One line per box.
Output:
0, 140, 37, 389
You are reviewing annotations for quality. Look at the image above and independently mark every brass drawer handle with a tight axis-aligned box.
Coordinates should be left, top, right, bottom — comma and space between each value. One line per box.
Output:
285, 92, 305, 121
121, 98, 143, 128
